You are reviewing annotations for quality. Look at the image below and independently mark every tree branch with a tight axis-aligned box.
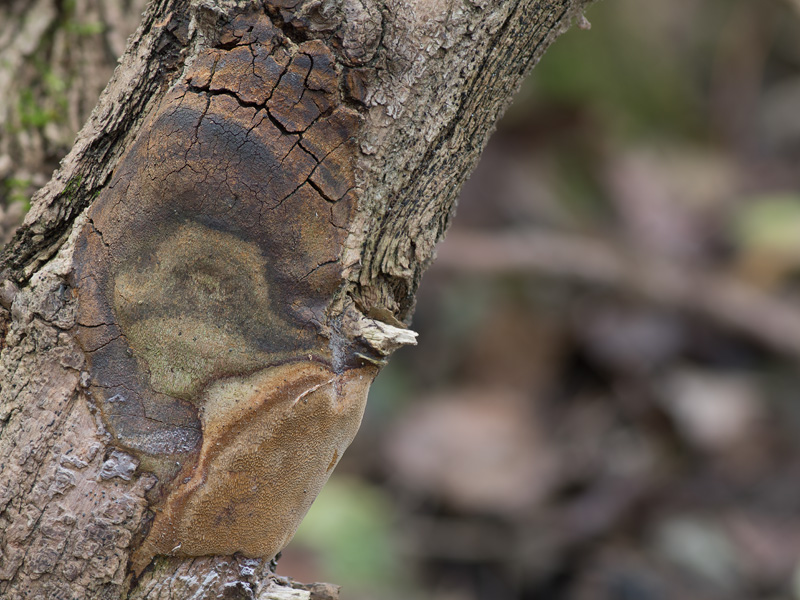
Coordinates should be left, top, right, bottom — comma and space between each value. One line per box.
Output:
0, 1, 592, 598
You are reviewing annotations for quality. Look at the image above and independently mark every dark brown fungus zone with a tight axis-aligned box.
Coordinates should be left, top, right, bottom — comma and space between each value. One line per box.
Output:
70, 10, 377, 572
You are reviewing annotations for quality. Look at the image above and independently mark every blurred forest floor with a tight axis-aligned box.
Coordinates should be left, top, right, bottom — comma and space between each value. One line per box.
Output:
4, 0, 800, 599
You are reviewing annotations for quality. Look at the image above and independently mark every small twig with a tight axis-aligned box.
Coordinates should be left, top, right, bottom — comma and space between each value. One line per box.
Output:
435, 230, 800, 359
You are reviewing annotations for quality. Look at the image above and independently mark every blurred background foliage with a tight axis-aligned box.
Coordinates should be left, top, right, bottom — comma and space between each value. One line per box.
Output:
4, 0, 800, 598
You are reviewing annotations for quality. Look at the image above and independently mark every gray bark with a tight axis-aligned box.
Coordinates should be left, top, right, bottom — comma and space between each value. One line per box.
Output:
0, 0, 591, 598
0, 0, 148, 243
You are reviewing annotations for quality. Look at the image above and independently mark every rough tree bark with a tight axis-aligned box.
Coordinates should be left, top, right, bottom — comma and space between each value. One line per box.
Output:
0, 0, 591, 598
0, 0, 148, 242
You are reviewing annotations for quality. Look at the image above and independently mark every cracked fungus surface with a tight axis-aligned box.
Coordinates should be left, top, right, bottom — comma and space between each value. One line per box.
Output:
70, 10, 375, 562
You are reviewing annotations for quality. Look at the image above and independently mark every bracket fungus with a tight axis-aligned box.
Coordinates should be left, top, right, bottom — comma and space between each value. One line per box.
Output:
71, 10, 387, 573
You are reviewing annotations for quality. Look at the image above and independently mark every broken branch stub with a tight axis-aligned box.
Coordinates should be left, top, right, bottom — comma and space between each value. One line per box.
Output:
70, 8, 406, 573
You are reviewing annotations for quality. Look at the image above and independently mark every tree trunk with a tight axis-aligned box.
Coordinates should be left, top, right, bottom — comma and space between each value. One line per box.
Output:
0, 0, 590, 598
